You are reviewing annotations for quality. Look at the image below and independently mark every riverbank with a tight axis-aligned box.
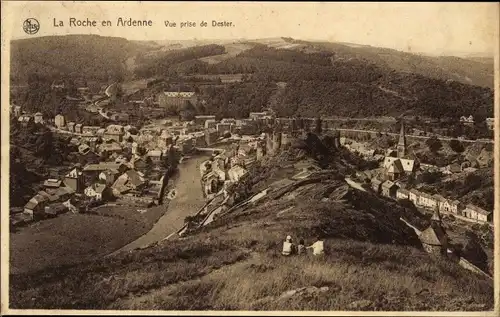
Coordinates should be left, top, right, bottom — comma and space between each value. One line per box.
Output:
110, 154, 210, 254
10, 153, 211, 274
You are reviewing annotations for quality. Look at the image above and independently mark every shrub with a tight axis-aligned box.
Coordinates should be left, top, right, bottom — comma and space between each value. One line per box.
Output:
449, 139, 464, 153
426, 136, 442, 153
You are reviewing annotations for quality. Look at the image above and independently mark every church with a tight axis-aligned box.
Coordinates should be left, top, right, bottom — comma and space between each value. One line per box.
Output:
383, 121, 418, 181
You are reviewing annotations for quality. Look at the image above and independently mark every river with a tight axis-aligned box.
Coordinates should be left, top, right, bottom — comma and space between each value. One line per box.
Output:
110, 154, 210, 255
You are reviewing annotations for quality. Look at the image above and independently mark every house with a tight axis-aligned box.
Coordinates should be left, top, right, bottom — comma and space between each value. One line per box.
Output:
84, 183, 113, 201
433, 194, 447, 211
44, 203, 69, 217
194, 115, 216, 126
79, 144, 91, 155
446, 163, 462, 174
383, 157, 417, 178
75, 123, 83, 134
463, 204, 492, 223
99, 141, 123, 156
38, 190, 60, 204
158, 130, 174, 148
34, 112, 44, 124
381, 180, 399, 198
97, 128, 106, 137
371, 178, 383, 194
216, 123, 233, 134
82, 126, 101, 135
52, 186, 75, 201
114, 154, 129, 165
146, 150, 164, 163
111, 169, 146, 195
159, 92, 198, 111
43, 179, 62, 189
249, 112, 270, 120
204, 119, 217, 129
439, 199, 463, 215
67, 122, 76, 133
24, 193, 49, 216
131, 156, 149, 173
98, 169, 120, 185
69, 137, 81, 147
419, 222, 449, 255
110, 113, 130, 121
460, 115, 474, 125
64, 167, 85, 193
386, 159, 404, 181
18, 115, 32, 127
179, 138, 194, 154
243, 157, 256, 169
486, 118, 494, 130
125, 169, 147, 190
104, 125, 125, 142
12, 105, 22, 117
10, 212, 34, 227
228, 165, 248, 182
417, 191, 438, 210
83, 162, 128, 182
221, 118, 237, 125
396, 188, 410, 200
205, 128, 219, 146
201, 171, 222, 198
408, 188, 420, 205
54, 114, 65, 128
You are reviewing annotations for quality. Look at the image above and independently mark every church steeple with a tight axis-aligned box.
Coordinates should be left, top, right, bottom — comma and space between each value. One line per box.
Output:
397, 120, 407, 158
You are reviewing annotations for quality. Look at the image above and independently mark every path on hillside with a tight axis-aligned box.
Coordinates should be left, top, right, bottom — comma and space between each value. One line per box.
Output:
109, 155, 209, 255
329, 127, 493, 144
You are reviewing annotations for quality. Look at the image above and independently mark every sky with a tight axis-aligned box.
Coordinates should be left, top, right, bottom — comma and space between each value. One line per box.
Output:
2, 1, 499, 56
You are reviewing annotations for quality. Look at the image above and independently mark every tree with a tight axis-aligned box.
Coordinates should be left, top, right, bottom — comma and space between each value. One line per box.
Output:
461, 235, 489, 272
449, 139, 465, 153
314, 116, 323, 135
420, 171, 443, 184
425, 136, 442, 153
180, 101, 196, 121
144, 156, 153, 178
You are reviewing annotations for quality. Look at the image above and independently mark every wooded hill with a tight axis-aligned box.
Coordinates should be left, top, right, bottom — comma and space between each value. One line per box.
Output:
11, 36, 494, 120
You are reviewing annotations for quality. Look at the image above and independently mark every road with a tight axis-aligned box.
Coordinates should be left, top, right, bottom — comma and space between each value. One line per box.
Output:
345, 177, 367, 192
109, 154, 209, 255
330, 127, 493, 144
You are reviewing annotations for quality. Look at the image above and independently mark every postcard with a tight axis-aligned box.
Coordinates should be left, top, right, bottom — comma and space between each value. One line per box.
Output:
1, 1, 499, 316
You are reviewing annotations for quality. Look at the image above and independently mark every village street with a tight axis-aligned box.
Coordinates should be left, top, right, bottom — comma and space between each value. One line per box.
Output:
109, 154, 209, 255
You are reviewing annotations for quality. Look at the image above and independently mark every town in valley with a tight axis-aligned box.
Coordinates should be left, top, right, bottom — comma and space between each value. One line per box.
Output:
7, 33, 496, 311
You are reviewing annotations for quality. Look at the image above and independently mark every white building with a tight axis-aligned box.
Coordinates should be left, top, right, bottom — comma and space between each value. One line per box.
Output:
54, 114, 65, 128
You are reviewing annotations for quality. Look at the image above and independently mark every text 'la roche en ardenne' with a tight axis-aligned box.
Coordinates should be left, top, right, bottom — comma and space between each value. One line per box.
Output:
54, 18, 234, 28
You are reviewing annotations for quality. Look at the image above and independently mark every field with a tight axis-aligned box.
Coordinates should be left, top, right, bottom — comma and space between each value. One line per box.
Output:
10, 198, 494, 310
9, 203, 165, 275
198, 43, 253, 64
121, 79, 149, 95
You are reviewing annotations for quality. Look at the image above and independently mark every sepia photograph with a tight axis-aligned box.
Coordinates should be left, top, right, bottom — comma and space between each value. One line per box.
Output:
1, 1, 499, 315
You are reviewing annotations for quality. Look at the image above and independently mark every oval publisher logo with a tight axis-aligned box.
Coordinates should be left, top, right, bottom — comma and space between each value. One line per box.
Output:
23, 18, 40, 35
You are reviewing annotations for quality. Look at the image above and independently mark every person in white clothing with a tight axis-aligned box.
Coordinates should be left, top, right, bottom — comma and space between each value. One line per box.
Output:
282, 235, 296, 256
307, 237, 325, 256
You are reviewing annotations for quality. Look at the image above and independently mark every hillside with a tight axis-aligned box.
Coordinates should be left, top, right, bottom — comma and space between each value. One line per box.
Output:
191, 45, 493, 119
10, 35, 494, 120
275, 38, 494, 89
9, 135, 494, 311
10, 35, 147, 83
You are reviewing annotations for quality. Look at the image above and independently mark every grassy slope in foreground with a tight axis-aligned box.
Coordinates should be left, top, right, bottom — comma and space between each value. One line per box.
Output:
9, 150, 494, 311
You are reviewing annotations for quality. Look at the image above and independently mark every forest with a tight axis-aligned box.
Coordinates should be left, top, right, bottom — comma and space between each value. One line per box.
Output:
10, 35, 146, 83
11, 36, 494, 122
